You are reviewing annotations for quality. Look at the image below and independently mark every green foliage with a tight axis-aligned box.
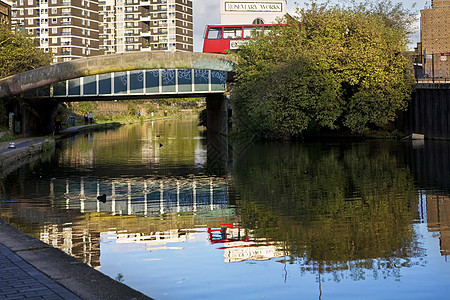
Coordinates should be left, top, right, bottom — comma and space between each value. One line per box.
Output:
127, 102, 137, 116
0, 133, 15, 142
0, 22, 51, 78
75, 102, 97, 114
232, 1, 415, 138
232, 141, 421, 276
145, 103, 157, 114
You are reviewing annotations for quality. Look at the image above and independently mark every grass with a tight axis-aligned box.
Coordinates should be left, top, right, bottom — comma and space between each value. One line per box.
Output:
0, 133, 15, 142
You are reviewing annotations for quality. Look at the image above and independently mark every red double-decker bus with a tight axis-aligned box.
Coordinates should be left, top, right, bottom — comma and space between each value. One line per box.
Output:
202, 24, 276, 54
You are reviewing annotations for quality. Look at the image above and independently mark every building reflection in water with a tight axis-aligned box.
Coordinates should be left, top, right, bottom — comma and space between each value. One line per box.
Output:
420, 191, 450, 257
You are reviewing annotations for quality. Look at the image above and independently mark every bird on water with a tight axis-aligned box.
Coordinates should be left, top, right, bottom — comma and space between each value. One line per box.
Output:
97, 194, 107, 203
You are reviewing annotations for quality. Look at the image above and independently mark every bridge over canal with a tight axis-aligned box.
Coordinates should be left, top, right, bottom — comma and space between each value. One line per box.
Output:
0, 52, 238, 136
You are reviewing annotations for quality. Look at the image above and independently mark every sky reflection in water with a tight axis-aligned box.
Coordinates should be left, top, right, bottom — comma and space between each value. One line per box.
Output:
1, 117, 449, 299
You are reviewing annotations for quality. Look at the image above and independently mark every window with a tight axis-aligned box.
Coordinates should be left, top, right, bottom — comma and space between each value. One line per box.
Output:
252, 18, 264, 25
243, 26, 262, 38
223, 27, 242, 39
207, 27, 222, 39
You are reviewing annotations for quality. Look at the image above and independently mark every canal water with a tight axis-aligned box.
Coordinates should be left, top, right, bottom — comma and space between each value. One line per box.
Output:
1, 116, 449, 299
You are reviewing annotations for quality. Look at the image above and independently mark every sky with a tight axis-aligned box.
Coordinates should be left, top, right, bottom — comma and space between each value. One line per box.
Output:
193, 0, 427, 52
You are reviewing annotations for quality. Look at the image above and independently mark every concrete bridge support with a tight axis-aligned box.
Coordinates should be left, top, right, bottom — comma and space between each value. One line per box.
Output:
206, 94, 229, 175
21, 100, 59, 137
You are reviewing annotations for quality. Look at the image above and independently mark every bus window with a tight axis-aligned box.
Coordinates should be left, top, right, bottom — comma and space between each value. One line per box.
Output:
263, 26, 272, 34
243, 26, 262, 39
223, 27, 242, 39
207, 27, 222, 39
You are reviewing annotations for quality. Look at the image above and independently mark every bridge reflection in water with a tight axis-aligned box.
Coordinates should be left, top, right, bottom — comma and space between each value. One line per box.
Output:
40, 175, 232, 269
54, 176, 228, 215
40, 175, 286, 268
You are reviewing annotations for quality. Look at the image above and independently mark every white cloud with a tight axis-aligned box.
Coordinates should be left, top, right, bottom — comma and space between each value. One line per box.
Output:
193, 0, 221, 52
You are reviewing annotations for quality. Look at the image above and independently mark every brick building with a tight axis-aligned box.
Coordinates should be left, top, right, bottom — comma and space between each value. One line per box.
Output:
0, 0, 11, 24
7, 0, 192, 63
9, 0, 101, 63
420, 0, 450, 78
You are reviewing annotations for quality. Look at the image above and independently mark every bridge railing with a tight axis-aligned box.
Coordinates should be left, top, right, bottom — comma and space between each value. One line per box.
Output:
416, 77, 450, 83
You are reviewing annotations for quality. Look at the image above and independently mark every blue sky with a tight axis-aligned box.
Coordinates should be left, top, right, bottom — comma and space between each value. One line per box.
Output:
193, 0, 427, 52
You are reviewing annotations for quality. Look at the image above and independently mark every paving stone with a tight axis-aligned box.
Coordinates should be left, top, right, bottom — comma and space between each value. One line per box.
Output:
0, 244, 79, 300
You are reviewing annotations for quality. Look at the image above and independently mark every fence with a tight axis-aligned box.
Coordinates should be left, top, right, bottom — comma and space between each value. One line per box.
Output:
415, 52, 450, 83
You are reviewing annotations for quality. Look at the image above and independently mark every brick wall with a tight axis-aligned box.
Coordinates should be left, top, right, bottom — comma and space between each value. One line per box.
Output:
421, 5, 450, 77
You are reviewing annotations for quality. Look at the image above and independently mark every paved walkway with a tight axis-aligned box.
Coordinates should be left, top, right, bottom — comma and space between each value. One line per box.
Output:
0, 243, 80, 299
0, 125, 152, 300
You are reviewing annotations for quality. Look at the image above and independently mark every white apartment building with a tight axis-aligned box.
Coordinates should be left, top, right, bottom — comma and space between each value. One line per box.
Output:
99, 0, 192, 54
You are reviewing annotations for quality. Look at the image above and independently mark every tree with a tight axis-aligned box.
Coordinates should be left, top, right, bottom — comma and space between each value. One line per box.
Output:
231, 1, 416, 139
0, 21, 51, 78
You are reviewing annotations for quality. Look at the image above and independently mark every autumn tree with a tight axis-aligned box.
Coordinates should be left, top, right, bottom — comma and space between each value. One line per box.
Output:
231, 1, 416, 139
0, 21, 51, 78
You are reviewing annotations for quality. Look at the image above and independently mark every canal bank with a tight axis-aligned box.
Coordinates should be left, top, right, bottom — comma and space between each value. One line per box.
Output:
0, 123, 152, 300
0, 217, 151, 300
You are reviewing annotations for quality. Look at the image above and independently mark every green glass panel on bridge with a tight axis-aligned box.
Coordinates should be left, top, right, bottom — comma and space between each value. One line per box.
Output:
68, 78, 81, 96
194, 69, 209, 92
178, 69, 193, 93
130, 70, 144, 94
146, 70, 159, 93
99, 73, 112, 95
114, 72, 128, 94
211, 71, 226, 91
84, 75, 97, 95
31, 68, 227, 99
161, 69, 176, 93
53, 81, 66, 96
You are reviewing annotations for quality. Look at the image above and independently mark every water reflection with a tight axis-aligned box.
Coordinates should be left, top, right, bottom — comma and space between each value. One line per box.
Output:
1, 118, 449, 299
231, 141, 424, 280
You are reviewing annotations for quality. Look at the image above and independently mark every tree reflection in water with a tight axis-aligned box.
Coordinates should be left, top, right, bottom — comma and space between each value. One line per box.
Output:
231, 141, 424, 281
